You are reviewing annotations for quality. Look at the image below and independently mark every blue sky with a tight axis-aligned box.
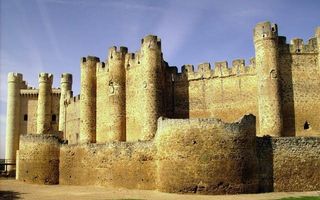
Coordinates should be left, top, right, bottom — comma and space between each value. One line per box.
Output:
0, 0, 319, 157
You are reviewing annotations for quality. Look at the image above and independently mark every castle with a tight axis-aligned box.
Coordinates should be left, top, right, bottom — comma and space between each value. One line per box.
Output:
5, 21, 320, 194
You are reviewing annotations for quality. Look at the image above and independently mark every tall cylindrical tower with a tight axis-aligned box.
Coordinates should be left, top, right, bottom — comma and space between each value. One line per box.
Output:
5, 72, 22, 172
36, 73, 53, 134
96, 47, 127, 143
254, 21, 283, 136
58, 73, 72, 134
140, 35, 163, 140
80, 56, 99, 143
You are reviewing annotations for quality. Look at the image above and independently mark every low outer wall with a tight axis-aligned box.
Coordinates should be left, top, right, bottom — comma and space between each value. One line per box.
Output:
18, 134, 60, 184
257, 137, 320, 192
155, 114, 258, 194
59, 141, 156, 189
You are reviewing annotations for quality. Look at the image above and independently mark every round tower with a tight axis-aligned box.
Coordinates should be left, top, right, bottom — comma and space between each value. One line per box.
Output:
5, 72, 22, 173
140, 35, 163, 140
96, 46, 127, 143
254, 21, 283, 136
80, 56, 99, 143
58, 73, 72, 134
36, 73, 53, 134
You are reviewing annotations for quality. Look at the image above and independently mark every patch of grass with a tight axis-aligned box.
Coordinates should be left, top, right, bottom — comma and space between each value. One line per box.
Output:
278, 196, 320, 200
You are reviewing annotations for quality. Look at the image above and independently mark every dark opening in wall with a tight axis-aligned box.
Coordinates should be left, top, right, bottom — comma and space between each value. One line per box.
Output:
304, 121, 310, 130
24, 114, 28, 121
52, 114, 57, 122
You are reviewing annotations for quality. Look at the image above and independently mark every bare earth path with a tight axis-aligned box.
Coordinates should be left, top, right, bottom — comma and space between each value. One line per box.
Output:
1, 179, 320, 200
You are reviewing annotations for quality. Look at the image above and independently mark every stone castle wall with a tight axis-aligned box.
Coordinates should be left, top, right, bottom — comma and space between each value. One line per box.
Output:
155, 115, 258, 194
257, 136, 320, 192
7, 21, 320, 194
16, 115, 320, 194
17, 134, 60, 184
65, 95, 80, 144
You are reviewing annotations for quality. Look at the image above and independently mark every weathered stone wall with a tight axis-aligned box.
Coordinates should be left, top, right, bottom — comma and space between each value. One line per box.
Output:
20, 91, 38, 135
17, 134, 61, 184
65, 95, 80, 144
155, 115, 258, 194
166, 60, 259, 132
278, 37, 320, 136
257, 137, 320, 192
19, 89, 61, 136
59, 141, 156, 189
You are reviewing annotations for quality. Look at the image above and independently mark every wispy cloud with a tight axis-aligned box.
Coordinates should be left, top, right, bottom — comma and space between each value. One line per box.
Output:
154, 1, 207, 62
36, 0, 64, 63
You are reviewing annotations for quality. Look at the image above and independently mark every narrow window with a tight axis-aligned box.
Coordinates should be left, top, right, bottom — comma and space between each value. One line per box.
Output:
24, 114, 28, 121
52, 114, 57, 122
304, 121, 310, 130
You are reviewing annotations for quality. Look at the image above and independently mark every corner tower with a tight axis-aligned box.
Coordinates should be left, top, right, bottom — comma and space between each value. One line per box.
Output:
80, 56, 99, 143
141, 35, 164, 140
5, 73, 23, 173
254, 21, 283, 136
96, 46, 127, 143
58, 73, 72, 134
36, 73, 53, 134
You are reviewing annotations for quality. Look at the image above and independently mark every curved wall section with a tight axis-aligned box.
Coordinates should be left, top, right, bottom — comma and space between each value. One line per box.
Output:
17, 134, 61, 184
155, 114, 258, 194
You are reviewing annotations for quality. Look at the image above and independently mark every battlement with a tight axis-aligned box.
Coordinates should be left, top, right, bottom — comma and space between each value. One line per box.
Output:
66, 94, 80, 105
171, 58, 256, 82
20, 89, 39, 97
254, 21, 278, 42
81, 56, 100, 64
8, 72, 23, 83
61, 73, 72, 84
108, 46, 128, 60
125, 52, 141, 70
96, 62, 106, 73
278, 36, 318, 53
141, 35, 161, 50
20, 80, 28, 89
38, 73, 53, 83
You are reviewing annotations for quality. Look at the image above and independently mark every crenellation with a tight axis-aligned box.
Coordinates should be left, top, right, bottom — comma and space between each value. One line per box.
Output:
141, 35, 161, 49
96, 62, 107, 73
214, 61, 231, 77
7, 72, 23, 83
6, 21, 320, 193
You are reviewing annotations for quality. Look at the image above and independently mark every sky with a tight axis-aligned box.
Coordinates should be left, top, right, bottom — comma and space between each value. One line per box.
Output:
0, 0, 319, 157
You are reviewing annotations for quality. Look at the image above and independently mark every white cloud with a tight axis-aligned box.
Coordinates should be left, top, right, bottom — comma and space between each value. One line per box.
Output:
154, 1, 208, 62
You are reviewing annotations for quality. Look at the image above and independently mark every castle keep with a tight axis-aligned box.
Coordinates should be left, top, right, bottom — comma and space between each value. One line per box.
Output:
5, 21, 320, 194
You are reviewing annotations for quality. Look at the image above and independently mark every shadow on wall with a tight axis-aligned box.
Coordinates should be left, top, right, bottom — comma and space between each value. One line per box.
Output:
0, 190, 23, 200
172, 66, 190, 118
256, 136, 274, 192
279, 38, 295, 136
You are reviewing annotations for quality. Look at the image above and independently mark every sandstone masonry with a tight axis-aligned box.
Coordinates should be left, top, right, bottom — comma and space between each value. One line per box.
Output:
5, 21, 320, 194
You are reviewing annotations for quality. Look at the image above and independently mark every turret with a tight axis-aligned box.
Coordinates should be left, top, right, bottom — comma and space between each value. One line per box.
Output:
36, 73, 53, 134
80, 56, 99, 143
5, 73, 23, 174
254, 21, 283, 136
126, 35, 164, 141
58, 73, 72, 135
96, 47, 127, 143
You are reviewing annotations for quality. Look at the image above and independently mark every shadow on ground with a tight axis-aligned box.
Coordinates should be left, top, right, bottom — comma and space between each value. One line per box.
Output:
0, 190, 23, 200
277, 196, 320, 200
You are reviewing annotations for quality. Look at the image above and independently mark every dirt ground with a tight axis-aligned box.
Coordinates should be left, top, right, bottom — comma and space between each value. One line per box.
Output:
0, 179, 319, 200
